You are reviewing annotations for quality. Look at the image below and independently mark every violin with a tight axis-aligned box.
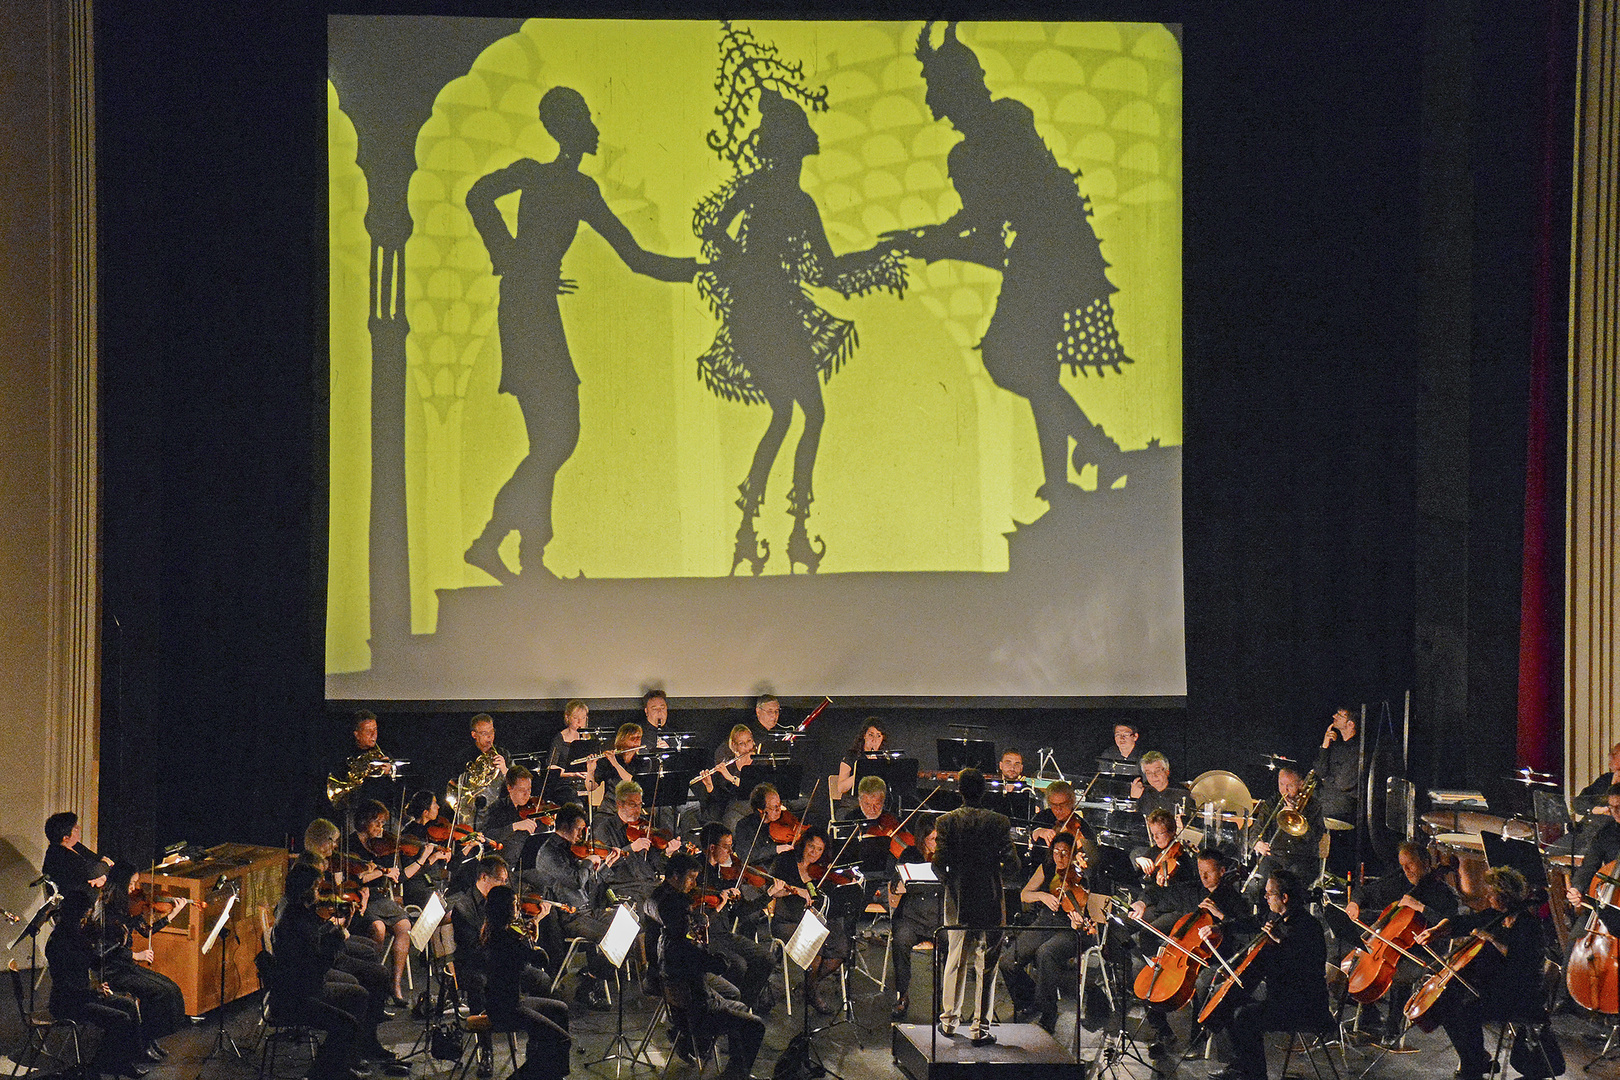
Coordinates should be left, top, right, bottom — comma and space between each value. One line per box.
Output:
570, 839, 625, 861
313, 878, 357, 920
517, 894, 577, 919
423, 815, 501, 850
1339, 898, 1430, 1004
1405, 910, 1511, 1031
625, 816, 676, 851
1568, 858, 1620, 1013
860, 812, 920, 860
1052, 863, 1090, 917
1144, 840, 1183, 887
516, 800, 558, 826
767, 807, 806, 846
127, 890, 186, 923
1198, 918, 1280, 1024
806, 860, 858, 889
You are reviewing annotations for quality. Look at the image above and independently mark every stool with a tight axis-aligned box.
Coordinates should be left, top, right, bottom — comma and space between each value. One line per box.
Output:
449, 1015, 521, 1080
548, 936, 609, 1002
7, 965, 83, 1080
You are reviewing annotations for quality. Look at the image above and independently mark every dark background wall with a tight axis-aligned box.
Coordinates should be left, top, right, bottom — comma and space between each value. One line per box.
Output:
94, 0, 1570, 862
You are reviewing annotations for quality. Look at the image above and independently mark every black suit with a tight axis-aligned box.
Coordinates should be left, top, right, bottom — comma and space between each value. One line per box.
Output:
933, 803, 1018, 1038
1225, 908, 1331, 1080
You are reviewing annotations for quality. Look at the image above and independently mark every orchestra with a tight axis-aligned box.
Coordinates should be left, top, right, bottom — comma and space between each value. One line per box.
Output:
36, 698, 1612, 1080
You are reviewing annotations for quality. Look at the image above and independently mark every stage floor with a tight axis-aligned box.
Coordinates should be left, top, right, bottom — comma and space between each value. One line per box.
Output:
5, 949, 1617, 1080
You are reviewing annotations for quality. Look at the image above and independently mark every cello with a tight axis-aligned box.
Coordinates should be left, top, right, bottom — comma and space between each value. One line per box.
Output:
1338, 899, 1431, 1004
1404, 912, 1502, 1032
1197, 918, 1280, 1024
1567, 858, 1620, 1013
1120, 900, 1220, 1011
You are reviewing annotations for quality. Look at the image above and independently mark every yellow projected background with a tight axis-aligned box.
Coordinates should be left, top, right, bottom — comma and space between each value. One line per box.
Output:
327, 20, 1180, 666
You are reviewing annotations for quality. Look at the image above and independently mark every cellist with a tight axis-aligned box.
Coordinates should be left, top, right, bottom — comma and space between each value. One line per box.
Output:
1566, 784, 1620, 907
1412, 867, 1545, 1080
1340, 841, 1457, 1047
1105, 808, 1199, 1054
1207, 869, 1331, 1080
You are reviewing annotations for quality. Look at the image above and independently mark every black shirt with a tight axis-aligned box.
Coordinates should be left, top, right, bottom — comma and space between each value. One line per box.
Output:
1351, 869, 1459, 923
1312, 738, 1361, 823
1249, 907, 1331, 1027
43, 842, 104, 896
486, 924, 550, 1018
1574, 819, 1620, 894
531, 834, 597, 913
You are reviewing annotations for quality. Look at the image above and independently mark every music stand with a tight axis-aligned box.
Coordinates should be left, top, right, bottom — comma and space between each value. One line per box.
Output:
194, 881, 243, 1075
854, 756, 919, 811
936, 738, 996, 775
584, 903, 655, 1076
785, 908, 847, 1080
402, 893, 450, 1063
12, 885, 60, 1014
1481, 833, 1548, 890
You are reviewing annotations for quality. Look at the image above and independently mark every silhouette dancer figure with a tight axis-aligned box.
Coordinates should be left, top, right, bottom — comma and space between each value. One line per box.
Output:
694, 43, 906, 575
464, 87, 697, 581
886, 23, 1132, 508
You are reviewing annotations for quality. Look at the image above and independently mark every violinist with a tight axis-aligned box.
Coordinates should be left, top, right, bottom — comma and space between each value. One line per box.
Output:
482, 885, 571, 1080
1411, 866, 1545, 1080
692, 823, 776, 1011
485, 767, 548, 873
1131, 751, 1192, 821
398, 789, 464, 908
588, 723, 644, 811
43, 811, 112, 895
769, 827, 851, 1014
1001, 832, 1092, 1034
1028, 782, 1100, 877
1242, 766, 1322, 903
349, 799, 414, 1004
649, 852, 766, 1080
546, 699, 596, 802
1206, 869, 1330, 1080
592, 780, 684, 907
834, 718, 889, 803
735, 783, 799, 861
697, 725, 757, 827
529, 803, 618, 1008
47, 890, 146, 1079
889, 825, 942, 1022
100, 863, 190, 1055
448, 854, 510, 1076
1341, 841, 1456, 1045
295, 818, 396, 1028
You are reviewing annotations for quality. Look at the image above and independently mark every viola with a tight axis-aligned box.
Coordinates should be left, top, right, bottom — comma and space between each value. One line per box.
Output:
1340, 899, 1429, 1004
1052, 863, 1090, 917
127, 891, 184, 923
516, 800, 558, 826
1567, 858, 1620, 1013
1147, 840, 1183, 887
1198, 919, 1279, 1024
517, 894, 577, 919
1128, 903, 1218, 1010
570, 839, 625, 861
767, 808, 805, 846
1405, 910, 1511, 1031
806, 860, 858, 889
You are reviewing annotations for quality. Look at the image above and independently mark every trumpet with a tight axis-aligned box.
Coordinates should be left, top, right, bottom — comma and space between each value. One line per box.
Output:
326, 745, 397, 805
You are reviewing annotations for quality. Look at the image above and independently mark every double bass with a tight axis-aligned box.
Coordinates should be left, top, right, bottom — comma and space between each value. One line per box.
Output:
1567, 858, 1620, 1013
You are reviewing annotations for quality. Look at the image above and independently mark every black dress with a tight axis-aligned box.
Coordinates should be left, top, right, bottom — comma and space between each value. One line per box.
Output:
485, 925, 570, 1080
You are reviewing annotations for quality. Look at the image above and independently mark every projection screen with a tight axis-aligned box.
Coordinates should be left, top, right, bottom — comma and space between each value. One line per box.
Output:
326, 17, 1183, 702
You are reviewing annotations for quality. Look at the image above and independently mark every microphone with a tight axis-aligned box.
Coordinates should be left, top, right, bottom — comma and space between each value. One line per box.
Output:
27, 874, 48, 888
213, 874, 230, 891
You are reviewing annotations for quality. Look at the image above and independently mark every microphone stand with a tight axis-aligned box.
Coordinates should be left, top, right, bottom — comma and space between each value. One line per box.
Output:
13, 885, 61, 1014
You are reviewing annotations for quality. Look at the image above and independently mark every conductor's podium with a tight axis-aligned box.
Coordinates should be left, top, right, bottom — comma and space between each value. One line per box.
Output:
893, 1023, 1084, 1080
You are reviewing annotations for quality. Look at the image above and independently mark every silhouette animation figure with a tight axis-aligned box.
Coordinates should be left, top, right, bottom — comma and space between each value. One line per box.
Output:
694, 27, 906, 575
887, 22, 1132, 507
464, 87, 697, 581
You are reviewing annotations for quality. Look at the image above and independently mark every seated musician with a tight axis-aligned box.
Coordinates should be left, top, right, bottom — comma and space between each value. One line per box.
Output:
275, 851, 403, 1075
1573, 744, 1620, 817
100, 862, 190, 1058
482, 885, 571, 1080
768, 827, 852, 1014
462, 713, 511, 831
1132, 751, 1192, 820
528, 803, 619, 1009
690, 822, 777, 1012
349, 799, 414, 1003
642, 688, 674, 750
984, 749, 1031, 821
1107, 807, 1200, 1054
398, 789, 466, 909
48, 890, 146, 1079
589, 723, 643, 813
889, 824, 942, 1022
448, 853, 510, 1077
1001, 832, 1094, 1034
834, 719, 889, 804
546, 699, 596, 804
330, 710, 398, 815
697, 725, 757, 828
593, 779, 685, 908
1207, 869, 1331, 1080
650, 852, 766, 1080
734, 783, 798, 863
1028, 781, 1101, 877
750, 694, 792, 754
1101, 722, 1143, 771
42, 810, 112, 895
1341, 840, 1457, 1045
1184, 849, 1257, 1050
485, 766, 547, 873
1567, 784, 1620, 910
1243, 765, 1323, 903
1413, 866, 1546, 1080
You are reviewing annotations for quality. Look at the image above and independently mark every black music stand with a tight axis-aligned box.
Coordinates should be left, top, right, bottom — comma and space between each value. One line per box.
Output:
853, 756, 919, 812
194, 881, 244, 1077
937, 738, 996, 775
738, 757, 803, 801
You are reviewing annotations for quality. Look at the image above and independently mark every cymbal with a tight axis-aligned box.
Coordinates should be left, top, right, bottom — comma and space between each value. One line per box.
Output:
1505, 767, 1557, 788
1189, 769, 1253, 812
1261, 753, 1296, 770
1323, 817, 1354, 831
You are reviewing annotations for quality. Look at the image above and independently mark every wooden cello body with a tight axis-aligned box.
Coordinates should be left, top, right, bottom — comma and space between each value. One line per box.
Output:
1134, 909, 1218, 1011
1568, 858, 1620, 1014
1342, 902, 1426, 1004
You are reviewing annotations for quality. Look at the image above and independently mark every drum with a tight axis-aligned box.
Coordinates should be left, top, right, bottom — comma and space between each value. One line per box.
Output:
1432, 832, 1489, 910
1421, 809, 1509, 837
1189, 770, 1254, 813
1081, 796, 1143, 848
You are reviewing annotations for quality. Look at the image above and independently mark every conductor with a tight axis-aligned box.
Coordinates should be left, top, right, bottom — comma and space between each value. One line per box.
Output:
934, 767, 1021, 1046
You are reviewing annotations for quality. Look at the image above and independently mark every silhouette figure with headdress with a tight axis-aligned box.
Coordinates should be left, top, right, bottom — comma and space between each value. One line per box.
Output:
464, 87, 697, 581
886, 22, 1132, 509
693, 24, 907, 575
